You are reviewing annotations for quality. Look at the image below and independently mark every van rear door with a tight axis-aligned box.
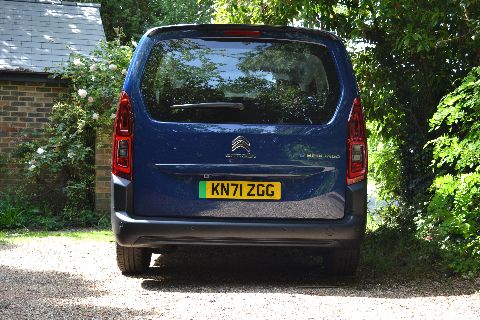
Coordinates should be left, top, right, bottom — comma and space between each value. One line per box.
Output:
130, 27, 356, 220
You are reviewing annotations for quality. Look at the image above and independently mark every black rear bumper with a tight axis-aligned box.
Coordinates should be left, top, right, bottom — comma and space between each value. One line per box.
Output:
111, 174, 367, 249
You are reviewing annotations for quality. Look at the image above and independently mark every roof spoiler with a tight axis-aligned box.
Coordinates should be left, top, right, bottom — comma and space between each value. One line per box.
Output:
147, 24, 338, 41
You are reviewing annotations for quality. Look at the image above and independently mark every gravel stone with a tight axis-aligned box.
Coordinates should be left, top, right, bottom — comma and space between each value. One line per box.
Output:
0, 234, 479, 319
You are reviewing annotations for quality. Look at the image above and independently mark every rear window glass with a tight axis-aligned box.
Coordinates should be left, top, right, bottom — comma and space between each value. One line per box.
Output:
142, 38, 340, 125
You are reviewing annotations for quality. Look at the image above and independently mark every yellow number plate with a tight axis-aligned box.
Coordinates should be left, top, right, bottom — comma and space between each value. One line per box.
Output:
199, 181, 281, 200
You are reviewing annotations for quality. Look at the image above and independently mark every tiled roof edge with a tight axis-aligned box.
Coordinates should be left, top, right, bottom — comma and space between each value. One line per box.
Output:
1, 0, 101, 8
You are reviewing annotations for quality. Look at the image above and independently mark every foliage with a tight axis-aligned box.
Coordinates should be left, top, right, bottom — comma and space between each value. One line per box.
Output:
99, 0, 215, 43
417, 67, 480, 274
15, 34, 134, 216
75, 0, 215, 43
0, 194, 110, 231
428, 67, 480, 173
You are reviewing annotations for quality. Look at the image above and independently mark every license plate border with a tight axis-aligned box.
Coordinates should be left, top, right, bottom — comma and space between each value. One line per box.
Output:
199, 180, 281, 200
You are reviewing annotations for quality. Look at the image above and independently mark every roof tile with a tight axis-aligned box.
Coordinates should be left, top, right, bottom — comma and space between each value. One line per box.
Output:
0, 0, 105, 72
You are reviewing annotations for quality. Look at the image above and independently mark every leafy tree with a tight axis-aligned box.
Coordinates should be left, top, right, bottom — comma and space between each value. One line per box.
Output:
100, 0, 214, 42
75, 0, 214, 43
213, 0, 480, 225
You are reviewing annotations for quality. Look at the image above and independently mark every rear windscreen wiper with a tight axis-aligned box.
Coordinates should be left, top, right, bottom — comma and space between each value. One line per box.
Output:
170, 102, 244, 110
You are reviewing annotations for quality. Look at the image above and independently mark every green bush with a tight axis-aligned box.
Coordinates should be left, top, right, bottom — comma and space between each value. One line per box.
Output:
0, 194, 110, 231
418, 66, 480, 275
12, 33, 134, 221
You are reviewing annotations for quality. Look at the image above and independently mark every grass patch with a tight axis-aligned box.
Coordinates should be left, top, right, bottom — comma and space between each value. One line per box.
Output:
360, 224, 444, 278
0, 229, 114, 244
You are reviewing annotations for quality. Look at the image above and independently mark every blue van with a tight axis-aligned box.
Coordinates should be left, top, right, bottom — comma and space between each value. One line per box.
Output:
111, 24, 367, 275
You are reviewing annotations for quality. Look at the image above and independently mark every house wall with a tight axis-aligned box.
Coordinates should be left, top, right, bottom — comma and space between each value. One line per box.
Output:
0, 77, 112, 213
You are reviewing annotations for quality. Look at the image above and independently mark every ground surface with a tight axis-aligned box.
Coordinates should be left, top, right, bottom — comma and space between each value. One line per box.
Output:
0, 233, 479, 319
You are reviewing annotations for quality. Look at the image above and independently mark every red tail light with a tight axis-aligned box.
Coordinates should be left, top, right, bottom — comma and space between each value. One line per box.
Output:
112, 91, 134, 180
347, 97, 367, 185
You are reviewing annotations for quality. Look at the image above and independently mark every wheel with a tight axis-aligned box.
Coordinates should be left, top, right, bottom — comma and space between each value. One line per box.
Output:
115, 241, 152, 273
324, 247, 360, 275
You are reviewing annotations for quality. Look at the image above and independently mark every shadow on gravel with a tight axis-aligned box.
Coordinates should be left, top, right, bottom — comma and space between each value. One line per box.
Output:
0, 266, 151, 319
144, 246, 333, 288
136, 246, 366, 292
132, 246, 478, 298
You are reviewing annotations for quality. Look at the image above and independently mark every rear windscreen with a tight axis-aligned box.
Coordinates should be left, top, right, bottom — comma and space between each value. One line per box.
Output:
142, 39, 340, 125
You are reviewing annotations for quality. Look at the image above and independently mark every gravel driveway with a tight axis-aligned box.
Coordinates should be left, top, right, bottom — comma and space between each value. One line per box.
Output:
1, 232, 479, 319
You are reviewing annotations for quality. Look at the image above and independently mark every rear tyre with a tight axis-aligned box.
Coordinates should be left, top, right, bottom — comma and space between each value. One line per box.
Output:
324, 247, 360, 276
116, 241, 152, 273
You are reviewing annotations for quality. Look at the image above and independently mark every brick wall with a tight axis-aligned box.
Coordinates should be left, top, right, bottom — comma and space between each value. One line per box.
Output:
0, 79, 68, 189
0, 75, 112, 213
0, 80, 65, 143
95, 126, 113, 213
